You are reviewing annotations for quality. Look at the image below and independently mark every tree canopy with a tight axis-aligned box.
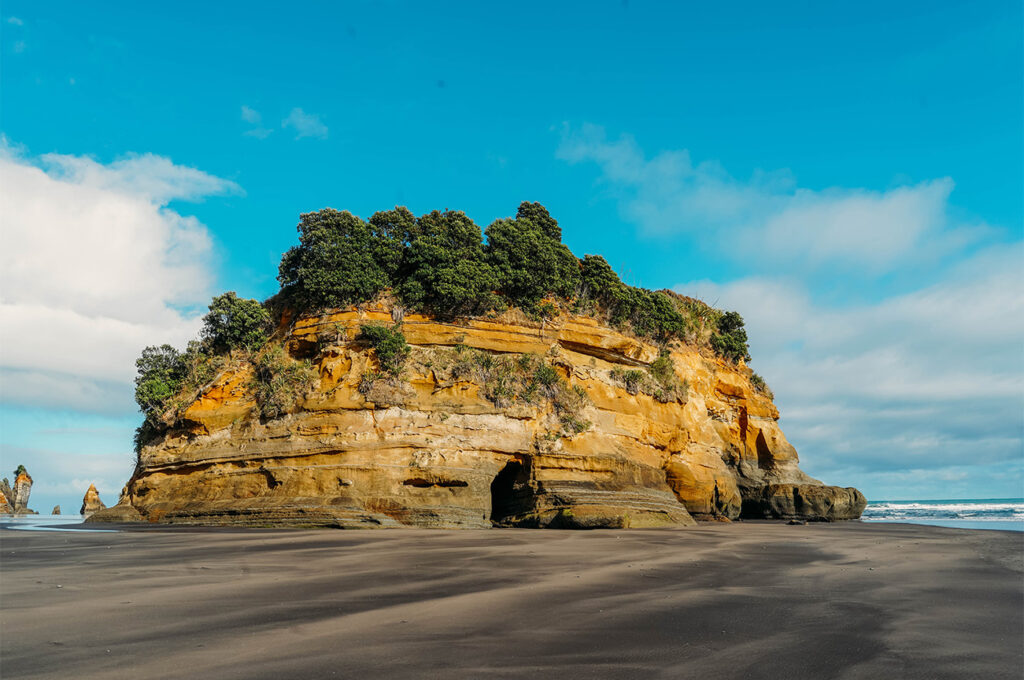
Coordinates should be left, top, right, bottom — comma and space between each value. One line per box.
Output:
201, 292, 270, 354
134, 344, 185, 420
278, 209, 390, 310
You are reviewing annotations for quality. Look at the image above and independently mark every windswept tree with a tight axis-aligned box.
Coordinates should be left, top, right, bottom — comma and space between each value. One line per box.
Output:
579, 254, 627, 307
485, 203, 580, 310
134, 345, 185, 420
515, 201, 561, 241
201, 292, 270, 354
399, 210, 498, 316
278, 209, 389, 310
368, 206, 417, 283
711, 311, 751, 363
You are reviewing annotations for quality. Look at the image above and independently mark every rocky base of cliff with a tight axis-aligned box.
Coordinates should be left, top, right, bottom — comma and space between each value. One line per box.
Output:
741, 484, 868, 521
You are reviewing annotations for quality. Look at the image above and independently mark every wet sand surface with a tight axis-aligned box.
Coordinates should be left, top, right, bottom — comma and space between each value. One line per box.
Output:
1, 522, 1021, 679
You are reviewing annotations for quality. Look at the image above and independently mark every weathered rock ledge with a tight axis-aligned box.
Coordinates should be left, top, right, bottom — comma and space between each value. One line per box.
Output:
91, 304, 865, 528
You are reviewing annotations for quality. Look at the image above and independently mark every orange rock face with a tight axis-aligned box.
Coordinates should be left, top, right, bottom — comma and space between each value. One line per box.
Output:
91, 304, 865, 528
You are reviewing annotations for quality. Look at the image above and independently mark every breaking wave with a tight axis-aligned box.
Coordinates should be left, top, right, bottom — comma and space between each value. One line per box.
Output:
862, 499, 1024, 522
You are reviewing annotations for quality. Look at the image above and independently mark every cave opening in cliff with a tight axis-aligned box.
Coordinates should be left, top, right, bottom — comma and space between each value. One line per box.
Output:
490, 460, 523, 525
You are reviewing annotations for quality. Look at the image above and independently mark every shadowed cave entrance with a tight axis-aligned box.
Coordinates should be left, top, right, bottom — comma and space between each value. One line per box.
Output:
490, 460, 524, 525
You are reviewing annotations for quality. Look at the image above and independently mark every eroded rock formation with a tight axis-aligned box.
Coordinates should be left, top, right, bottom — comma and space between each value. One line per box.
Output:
80, 484, 107, 518
1, 469, 37, 516
91, 304, 865, 528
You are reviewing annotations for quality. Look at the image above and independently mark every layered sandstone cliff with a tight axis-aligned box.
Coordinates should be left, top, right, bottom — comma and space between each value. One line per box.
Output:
92, 304, 865, 528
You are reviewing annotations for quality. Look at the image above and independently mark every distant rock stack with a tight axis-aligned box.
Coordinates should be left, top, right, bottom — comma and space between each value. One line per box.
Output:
13, 469, 33, 513
52, 505, 62, 515
0, 481, 12, 515
80, 484, 106, 518
1, 467, 37, 515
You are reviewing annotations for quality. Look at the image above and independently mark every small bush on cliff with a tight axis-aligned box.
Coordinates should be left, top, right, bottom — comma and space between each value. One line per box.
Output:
610, 368, 646, 395
711, 311, 751, 364
750, 372, 773, 399
358, 324, 410, 376
609, 350, 685, 403
251, 345, 316, 419
577, 255, 688, 341
201, 292, 270, 354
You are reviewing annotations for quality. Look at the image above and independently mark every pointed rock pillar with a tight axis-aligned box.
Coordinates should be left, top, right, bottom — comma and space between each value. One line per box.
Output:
80, 484, 107, 518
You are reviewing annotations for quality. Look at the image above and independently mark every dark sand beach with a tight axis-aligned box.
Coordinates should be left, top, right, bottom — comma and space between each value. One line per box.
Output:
1, 522, 1021, 680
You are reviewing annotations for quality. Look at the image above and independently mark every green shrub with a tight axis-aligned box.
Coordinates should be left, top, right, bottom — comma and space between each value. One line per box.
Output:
358, 370, 385, 395
428, 346, 588, 434
750, 372, 773, 398
609, 350, 686, 403
358, 324, 410, 376
533, 364, 560, 388
649, 350, 674, 384
132, 342, 229, 455
134, 344, 185, 420
201, 292, 270, 354
610, 368, 645, 395
711, 311, 751, 363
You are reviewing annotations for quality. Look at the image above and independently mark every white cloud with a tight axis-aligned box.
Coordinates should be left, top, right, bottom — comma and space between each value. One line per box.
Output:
0, 143, 237, 412
676, 245, 1024, 498
282, 107, 328, 139
241, 105, 273, 138
241, 105, 261, 124
557, 123, 988, 272
7, 16, 23, 26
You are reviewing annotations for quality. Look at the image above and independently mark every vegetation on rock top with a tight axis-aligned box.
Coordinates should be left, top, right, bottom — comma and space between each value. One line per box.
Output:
131, 202, 760, 456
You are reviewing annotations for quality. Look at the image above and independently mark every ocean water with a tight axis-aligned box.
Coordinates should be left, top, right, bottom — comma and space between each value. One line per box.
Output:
0, 514, 111, 532
861, 499, 1024, 532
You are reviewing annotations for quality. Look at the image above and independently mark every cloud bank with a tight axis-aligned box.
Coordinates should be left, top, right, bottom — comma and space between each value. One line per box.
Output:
0, 143, 238, 413
559, 123, 1023, 499
557, 123, 988, 273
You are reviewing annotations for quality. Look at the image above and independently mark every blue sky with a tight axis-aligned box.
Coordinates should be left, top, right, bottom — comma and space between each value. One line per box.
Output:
1, 0, 1021, 512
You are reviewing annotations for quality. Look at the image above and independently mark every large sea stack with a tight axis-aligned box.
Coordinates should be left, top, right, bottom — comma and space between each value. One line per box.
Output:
91, 301, 865, 528
89, 203, 865, 528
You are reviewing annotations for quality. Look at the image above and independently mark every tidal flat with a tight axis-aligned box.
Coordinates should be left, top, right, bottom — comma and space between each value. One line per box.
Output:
1, 522, 1021, 679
